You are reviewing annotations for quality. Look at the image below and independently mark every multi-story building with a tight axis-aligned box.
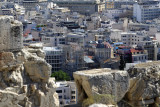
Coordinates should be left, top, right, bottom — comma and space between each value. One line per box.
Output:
22, 0, 47, 11
105, 1, 134, 9
133, 0, 160, 23
43, 47, 64, 72
104, 9, 126, 19
53, 0, 105, 15
139, 39, 159, 61
128, 23, 152, 31
87, 41, 114, 62
105, 1, 114, 9
62, 43, 85, 75
41, 34, 66, 47
66, 32, 86, 47
130, 48, 148, 63
121, 32, 146, 47
110, 29, 123, 42
56, 81, 77, 107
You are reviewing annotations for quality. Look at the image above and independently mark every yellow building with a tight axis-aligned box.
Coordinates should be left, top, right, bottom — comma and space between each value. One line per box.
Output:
106, 1, 114, 9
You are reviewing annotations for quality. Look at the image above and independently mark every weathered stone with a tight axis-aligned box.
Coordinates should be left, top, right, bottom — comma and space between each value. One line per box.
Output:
0, 16, 23, 51
0, 46, 59, 107
0, 16, 59, 107
125, 61, 160, 106
89, 104, 115, 107
73, 68, 130, 105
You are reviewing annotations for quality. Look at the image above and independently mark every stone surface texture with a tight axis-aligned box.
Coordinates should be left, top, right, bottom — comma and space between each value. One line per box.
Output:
0, 46, 59, 107
125, 61, 160, 107
73, 68, 130, 105
89, 104, 115, 107
0, 16, 23, 51
0, 16, 59, 107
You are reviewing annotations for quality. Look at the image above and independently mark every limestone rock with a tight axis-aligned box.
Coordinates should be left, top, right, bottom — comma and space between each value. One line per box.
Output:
0, 16, 23, 51
125, 61, 160, 106
0, 16, 59, 107
0, 46, 59, 107
73, 68, 130, 105
89, 104, 115, 107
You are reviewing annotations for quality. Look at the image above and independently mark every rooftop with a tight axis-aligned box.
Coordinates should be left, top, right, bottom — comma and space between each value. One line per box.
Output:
43, 47, 62, 51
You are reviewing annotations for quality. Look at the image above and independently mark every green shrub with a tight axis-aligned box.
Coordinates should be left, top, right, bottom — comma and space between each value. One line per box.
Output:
51, 70, 71, 81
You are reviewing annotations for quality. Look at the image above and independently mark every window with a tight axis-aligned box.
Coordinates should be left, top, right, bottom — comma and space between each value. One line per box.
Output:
56, 90, 62, 93
71, 91, 75, 94
60, 101, 63, 104
71, 96, 75, 99
59, 96, 62, 99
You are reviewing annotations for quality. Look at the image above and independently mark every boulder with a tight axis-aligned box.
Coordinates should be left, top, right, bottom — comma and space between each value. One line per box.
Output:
73, 68, 130, 105
125, 61, 160, 106
0, 47, 59, 107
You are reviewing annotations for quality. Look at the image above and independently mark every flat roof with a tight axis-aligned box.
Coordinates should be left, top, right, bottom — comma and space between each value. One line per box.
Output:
43, 47, 62, 51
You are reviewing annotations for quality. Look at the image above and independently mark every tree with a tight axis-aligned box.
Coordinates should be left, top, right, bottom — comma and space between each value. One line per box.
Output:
51, 70, 71, 81
119, 54, 125, 70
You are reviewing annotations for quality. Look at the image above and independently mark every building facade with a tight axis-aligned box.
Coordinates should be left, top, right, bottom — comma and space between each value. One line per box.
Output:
121, 32, 145, 47
43, 47, 64, 72
133, 1, 160, 23
53, 0, 105, 15
56, 81, 77, 106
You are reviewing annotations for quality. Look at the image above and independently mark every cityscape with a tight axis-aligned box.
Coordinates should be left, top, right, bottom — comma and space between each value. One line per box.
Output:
0, 0, 160, 107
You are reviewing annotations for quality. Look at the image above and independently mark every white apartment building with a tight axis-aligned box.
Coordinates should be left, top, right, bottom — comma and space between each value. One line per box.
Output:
104, 9, 126, 19
133, 1, 160, 23
66, 32, 86, 47
110, 29, 123, 42
56, 81, 77, 106
42, 36, 66, 47
43, 47, 64, 72
121, 32, 146, 47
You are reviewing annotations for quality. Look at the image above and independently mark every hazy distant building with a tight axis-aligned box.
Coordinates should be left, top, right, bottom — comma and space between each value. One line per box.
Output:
121, 32, 146, 47
53, 0, 105, 15
22, 0, 47, 11
133, 0, 160, 23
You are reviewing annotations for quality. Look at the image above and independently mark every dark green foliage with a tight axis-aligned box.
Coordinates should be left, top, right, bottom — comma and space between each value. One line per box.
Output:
36, 24, 47, 28
51, 70, 71, 81
119, 54, 125, 70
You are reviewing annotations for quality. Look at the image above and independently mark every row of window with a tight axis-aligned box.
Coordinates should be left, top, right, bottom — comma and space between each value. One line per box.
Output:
122, 39, 140, 41
46, 60, 62, 64
134, 56, 147, 61
58, 95, 76, 99
56, 90, 75, 94
124, 42, 137, 45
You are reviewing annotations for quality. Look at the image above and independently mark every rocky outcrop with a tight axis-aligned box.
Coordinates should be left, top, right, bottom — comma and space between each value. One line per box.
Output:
0, 16, 23, 51
125, 61, 160, 107
89, 104, 115, 107
73, 68, 129, 106
0, 16, 59, 107
0, 46, 59, 107
74, 61, 160, 107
